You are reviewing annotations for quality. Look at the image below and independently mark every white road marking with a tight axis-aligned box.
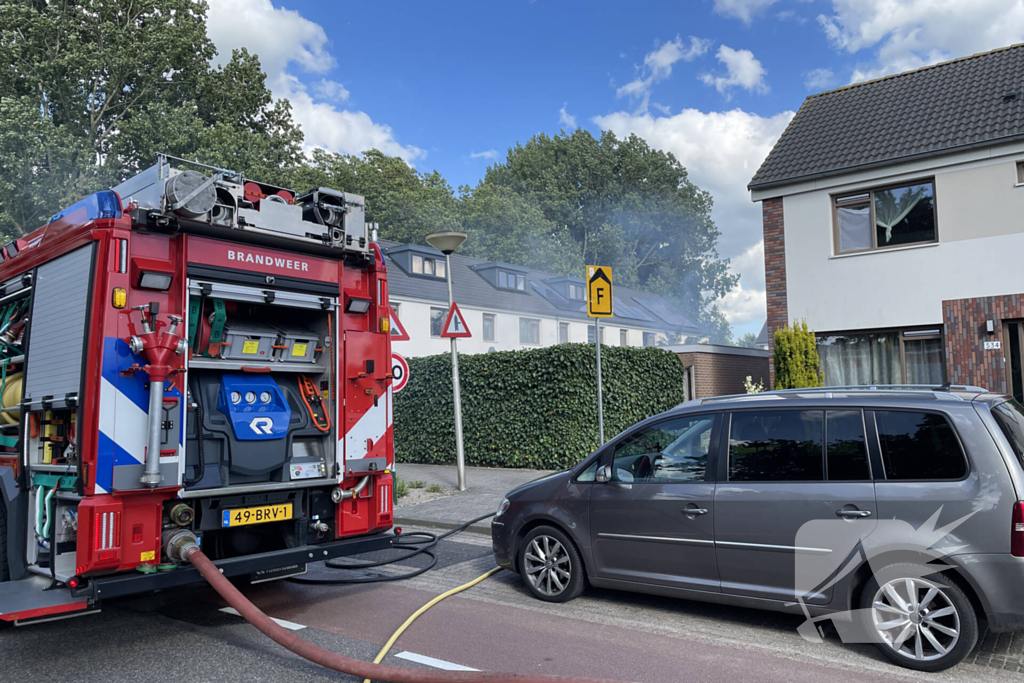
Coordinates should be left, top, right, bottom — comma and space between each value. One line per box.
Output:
219, 607, 306, 631
395, 651, 479, 671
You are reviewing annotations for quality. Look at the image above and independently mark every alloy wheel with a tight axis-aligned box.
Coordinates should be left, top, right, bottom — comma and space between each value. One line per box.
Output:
524, 535, 571, 597
871, 577, 961, 662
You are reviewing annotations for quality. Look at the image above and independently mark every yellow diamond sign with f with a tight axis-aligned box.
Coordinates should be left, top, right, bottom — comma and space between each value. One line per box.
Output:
587, 266, 613, 318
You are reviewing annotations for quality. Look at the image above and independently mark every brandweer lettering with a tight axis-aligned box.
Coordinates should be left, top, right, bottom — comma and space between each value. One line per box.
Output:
227, 250, 310, 272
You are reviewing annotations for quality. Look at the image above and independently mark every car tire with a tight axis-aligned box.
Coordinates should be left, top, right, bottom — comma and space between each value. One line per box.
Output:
859, 563, 977, 672
518, 525, 585, 603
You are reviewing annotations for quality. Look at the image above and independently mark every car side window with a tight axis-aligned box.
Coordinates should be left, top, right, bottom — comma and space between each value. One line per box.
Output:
729, 410, 824, 482
826, 410, 871, 480
611, 415, 714, 483
875, 410, 967, 480
575, 461, 599, 482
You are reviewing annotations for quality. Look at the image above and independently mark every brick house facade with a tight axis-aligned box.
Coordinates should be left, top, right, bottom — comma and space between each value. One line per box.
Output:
762, 197, 787, 387
943, 294, 1024, 394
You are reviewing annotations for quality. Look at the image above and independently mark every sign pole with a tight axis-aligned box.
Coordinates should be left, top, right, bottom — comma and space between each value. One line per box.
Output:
587, 265, 613, 446
595, 316, 604, 445
446, 252, 467, 492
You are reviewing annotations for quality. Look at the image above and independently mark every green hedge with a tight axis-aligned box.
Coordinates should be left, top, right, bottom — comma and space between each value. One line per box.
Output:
394, 343, 686, 470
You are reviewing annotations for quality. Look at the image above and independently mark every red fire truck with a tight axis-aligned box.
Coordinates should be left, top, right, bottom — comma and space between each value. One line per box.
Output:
0, 155, 395, 623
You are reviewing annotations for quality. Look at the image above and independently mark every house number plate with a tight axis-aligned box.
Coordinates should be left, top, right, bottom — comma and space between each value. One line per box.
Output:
984, 341, 1002, 350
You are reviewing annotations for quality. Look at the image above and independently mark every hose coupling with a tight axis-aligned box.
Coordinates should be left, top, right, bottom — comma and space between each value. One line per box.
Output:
163, 529, 200, 564
312, 520, 330, 534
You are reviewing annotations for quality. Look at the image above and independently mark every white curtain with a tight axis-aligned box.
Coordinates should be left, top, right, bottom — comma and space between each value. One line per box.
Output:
837, 206, 872, 251
818, 333, 901, 386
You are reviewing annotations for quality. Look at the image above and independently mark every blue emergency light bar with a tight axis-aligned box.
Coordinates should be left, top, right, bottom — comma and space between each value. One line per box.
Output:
49, 190, 122, 225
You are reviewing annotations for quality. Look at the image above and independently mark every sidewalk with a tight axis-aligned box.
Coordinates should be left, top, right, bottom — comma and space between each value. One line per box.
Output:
392, 463, 555, 534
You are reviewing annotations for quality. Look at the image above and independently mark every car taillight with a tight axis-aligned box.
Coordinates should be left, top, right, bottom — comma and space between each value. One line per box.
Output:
1012, 502, 1024, 557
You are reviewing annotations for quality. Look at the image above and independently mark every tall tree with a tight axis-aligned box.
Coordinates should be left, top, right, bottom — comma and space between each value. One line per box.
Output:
479, 129, 737, 341
0, 0, 303, 236
457, 184, 582, 275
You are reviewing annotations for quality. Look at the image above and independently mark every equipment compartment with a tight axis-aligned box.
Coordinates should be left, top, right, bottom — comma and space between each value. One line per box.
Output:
184, 282, 336, 494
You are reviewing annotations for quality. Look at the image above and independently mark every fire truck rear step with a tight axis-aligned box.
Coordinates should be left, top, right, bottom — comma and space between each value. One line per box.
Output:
0, 575, 90, 623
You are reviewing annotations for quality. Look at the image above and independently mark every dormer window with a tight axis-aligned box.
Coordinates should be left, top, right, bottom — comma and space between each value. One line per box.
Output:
498, 270, 525, 291
567, 283, 585, 300
412, 254, 446, 278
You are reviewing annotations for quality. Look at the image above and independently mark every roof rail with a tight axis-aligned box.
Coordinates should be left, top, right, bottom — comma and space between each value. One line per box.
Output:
694, 383, 990, 405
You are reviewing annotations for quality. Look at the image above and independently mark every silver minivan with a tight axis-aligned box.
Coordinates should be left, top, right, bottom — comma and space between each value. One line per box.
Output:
491, 386, 1024, 671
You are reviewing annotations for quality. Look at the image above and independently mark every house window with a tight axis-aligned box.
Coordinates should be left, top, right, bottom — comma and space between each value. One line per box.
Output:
558, 322, 569, 344
1017, 160, 1024, 184
567, 283, 585, 300
833, 180, 936, 254
587, 325, 604, 344
429, 307, 446, 337
643, 332, 656, 347
817, 328, 945, 386
519, 318, 540, 344
498, 271, 525, 291
412, 254, 445, 278
483, 313, 495, 341
620, 329, 628, 346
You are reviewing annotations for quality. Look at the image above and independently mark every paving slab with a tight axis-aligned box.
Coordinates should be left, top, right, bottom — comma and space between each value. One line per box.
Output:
392, 463, 555, 533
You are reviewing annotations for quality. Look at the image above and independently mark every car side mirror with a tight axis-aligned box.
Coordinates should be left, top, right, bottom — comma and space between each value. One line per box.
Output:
595, 464, 611, 483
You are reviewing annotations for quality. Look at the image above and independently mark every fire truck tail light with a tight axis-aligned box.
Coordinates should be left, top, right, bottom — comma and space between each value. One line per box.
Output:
112, 287, 127, 309
380, 318, 390, 333
95, 510, 121, 551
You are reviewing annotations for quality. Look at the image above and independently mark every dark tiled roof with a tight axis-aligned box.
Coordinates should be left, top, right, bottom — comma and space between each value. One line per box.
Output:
379, 239, 698, 333
755, 321, 768, 346
749, 44, 1024, 191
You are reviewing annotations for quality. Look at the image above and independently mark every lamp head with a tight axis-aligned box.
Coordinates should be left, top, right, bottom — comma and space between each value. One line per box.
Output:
425, 230, 467, 255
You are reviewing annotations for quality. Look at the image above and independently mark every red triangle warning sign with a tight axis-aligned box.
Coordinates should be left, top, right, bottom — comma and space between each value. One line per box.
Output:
440, 303, 472, 338
388, 304, 410, 341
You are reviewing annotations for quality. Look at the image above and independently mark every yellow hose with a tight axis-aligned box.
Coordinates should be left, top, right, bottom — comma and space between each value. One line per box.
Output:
364, 567, 501, 683
0, 372, 23, 424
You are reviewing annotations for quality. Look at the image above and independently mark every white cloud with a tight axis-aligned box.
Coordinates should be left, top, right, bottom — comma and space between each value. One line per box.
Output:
558, 104, 577, 129
593, 107, 793, 334
616, 35, 711, 112
714, 0, 781, 24
313, 79, 349, 102
206, 0, 334, 75
817, 0, 1024, 83
716, 240, 766, 331
206, 0, 422, 162
803, 67, 836, 90
699, 45, 769, 97
470, 150, 499, 160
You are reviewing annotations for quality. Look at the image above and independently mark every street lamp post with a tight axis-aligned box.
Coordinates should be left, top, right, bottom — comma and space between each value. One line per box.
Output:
425, 230, 468, 492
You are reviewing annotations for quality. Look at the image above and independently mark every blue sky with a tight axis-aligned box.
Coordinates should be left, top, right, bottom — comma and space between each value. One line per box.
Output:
207, 0, 1024, 338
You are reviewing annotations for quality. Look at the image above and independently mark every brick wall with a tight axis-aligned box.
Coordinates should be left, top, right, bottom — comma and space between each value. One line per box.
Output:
762, 196, 787, 388
943, 293, 1024, 393
676, 350, 770, 399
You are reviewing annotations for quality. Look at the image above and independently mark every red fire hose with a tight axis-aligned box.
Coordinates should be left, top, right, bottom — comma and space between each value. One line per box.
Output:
186, 547, 628, 683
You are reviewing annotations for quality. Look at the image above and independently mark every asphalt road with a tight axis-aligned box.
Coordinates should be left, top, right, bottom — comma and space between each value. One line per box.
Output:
1, 531, 1022, 683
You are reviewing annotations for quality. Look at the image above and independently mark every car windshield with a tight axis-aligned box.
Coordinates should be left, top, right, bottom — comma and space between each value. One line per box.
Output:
991, 400, 1024, 466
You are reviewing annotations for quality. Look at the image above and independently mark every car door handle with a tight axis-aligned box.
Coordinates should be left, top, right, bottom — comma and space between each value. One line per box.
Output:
836, 509, 872, 518
683, 507, 709, 516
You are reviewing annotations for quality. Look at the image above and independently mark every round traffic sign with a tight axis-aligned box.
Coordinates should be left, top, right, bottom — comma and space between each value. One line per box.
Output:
391, 352, 410, 393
